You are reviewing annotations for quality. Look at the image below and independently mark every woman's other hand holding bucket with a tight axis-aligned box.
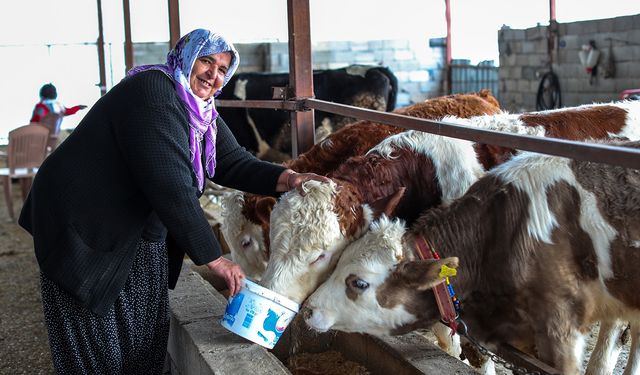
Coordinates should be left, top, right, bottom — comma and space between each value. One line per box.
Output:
207, 257, 245, 296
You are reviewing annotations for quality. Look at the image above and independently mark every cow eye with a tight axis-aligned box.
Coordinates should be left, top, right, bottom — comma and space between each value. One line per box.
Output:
351, 278, 369, 290
310, 253, 325, 265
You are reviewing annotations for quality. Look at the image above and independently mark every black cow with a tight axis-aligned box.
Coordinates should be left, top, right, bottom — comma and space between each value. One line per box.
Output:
216, 65, 398, 160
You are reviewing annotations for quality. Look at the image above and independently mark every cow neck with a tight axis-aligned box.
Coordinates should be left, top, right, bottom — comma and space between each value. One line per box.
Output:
408, 179, 515, 339
331, 150, 441, 225
414, 234, 461, 334
289, 121, 405, 177
409, 195, 491, 296
329, 154, 405, 205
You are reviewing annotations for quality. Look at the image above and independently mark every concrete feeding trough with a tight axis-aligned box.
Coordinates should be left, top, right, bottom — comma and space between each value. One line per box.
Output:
167, 261, 477, 375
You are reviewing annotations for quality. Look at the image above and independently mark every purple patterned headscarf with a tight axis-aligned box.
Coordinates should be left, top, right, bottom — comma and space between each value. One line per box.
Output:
127, 29, 240, 192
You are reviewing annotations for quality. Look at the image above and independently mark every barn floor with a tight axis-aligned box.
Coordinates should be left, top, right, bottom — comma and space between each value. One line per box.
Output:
0, 181, 632, 375
0, 186, 53, 374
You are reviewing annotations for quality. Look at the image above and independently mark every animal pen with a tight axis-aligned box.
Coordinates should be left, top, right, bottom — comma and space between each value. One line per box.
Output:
161, 1, 640, 374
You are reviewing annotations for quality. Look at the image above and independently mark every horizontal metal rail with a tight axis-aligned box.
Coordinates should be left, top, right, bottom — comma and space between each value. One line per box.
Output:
215, 99, 299, 111
215, 98, 640, 169
303, 98, 640, 169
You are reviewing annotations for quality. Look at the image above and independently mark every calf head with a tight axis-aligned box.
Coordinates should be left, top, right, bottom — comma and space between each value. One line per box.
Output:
304, 216, 458, 336
221, 191, 275, 280
260, 180, 404, 304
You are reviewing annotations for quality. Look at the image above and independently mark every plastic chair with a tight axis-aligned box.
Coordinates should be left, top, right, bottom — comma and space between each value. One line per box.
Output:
0, 124, 49, 221
38, 112, 63, 154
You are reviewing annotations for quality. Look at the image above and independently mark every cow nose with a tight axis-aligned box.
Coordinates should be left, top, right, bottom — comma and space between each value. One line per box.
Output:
300, 305, 312, 320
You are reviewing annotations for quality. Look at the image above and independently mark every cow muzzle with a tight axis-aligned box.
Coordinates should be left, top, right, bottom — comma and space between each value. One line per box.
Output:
301, 305, 334, 333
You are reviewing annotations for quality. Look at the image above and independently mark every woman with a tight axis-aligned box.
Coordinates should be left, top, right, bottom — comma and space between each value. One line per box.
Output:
19, 29, 328, 374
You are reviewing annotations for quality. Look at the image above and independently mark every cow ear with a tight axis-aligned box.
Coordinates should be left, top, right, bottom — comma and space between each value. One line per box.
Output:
396, 257, 459, 290
369, 187, 406, 219
255, 197, 277, 225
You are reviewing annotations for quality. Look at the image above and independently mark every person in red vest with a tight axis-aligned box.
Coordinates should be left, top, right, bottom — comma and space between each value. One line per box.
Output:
30, 83, 87, 128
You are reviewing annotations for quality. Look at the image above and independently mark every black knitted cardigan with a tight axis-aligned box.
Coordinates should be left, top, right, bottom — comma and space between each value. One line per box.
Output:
19, 71, 285, 315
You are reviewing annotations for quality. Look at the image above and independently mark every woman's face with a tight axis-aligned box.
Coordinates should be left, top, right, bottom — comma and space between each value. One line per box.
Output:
189, 51, 231, 100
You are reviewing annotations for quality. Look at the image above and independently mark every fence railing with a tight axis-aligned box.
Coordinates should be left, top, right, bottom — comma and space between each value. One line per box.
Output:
215, 98, 640, 169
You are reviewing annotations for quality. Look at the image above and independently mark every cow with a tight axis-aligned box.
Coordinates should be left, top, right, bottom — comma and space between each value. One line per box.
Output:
221, 90, 502, 280
259, 129, 533, 372
216, 65, 398, 160
303, 142, 640, 375
260, 100, 640, 304
258, 100, 640, 373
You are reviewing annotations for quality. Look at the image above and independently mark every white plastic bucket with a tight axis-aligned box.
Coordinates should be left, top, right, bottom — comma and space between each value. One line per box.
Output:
220, 278, 299, 349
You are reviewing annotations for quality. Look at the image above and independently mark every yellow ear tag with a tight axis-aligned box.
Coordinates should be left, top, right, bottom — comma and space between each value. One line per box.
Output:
439, 265, 457, 278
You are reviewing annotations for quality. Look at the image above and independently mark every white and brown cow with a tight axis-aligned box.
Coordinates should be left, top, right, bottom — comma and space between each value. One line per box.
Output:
259, 100, 640, 373
304, 143, 640, 375
221, 90, 502, 280
261, 131, 498, 303
261, 128, 540, 372
260, 100, 640, 303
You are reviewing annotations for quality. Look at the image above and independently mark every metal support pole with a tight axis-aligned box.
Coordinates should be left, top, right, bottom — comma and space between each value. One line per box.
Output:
444, 0, 452, 94
96, 0, 107, 96
168, 0, 181, 49
123, 0, 134, 72
547, 0, 558, 62
287, 0, 315, 157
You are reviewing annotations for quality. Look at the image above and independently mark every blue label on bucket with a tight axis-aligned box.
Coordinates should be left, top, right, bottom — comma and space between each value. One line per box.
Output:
240, 299, 261, 329
242, 313, 255, 328
258, 309, 291, 343
263, 309, 284, 336
223, 292, 245, 326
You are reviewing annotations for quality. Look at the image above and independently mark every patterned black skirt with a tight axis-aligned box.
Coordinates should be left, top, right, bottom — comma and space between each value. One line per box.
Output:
39, 239, 169, 375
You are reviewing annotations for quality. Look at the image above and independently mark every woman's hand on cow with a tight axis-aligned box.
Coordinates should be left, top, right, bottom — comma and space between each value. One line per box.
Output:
277, 169, 332, 195
206, 256, 245, 296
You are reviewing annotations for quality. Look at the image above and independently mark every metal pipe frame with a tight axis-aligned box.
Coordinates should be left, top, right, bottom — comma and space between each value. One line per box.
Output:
215, 99, 299, 111
215, 97, 640, 169
168, 0, 181, 49
287, 0, 315, 157
95, 0, 107, 96
304, 98, 640, 169
123, 0, 134, 72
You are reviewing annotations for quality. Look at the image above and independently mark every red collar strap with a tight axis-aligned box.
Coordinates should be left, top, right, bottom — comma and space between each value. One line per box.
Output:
414, 234, 460, 335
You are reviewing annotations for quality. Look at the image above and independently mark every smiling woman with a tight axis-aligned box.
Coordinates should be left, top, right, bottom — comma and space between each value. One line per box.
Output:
18, 28, 329, 374
189, 52, 232, 100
